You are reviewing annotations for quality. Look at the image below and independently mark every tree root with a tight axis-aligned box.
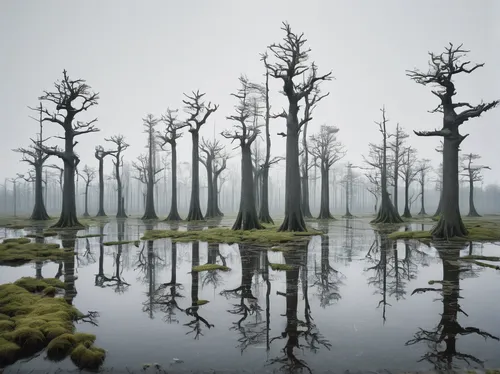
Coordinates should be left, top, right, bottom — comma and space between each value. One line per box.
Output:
278, 212, 307, 232
430, 217, 468, 239
51, 214, 84, 229
165, 210, 182, 221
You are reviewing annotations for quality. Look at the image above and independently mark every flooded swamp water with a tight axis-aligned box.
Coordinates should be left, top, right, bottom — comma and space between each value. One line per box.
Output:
0, 217, 499, 373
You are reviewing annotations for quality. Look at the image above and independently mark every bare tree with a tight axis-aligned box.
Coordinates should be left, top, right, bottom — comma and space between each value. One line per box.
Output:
135, 114, 163, 220
32, 70, 99, 228
407, 43, 498, 238
213, 152, 230, 217
363, 144, 383, 213
94, 145, 117, 216
416, 159, 432, 215
309, 125, 345, 219
78, 165, 96, 217
105, 135, 129, 218
388, 124, 409, 212
460, 153, 490, 217
13, 104, 51, 220
399, 147, 419, 218
370, 107, 403, 224
266, 22, 332, 231
158, 109, 189, 221
222, 75, 263, 230
341, 162, 359, 218
183, 91, 219, 221
199, 138, 224, 218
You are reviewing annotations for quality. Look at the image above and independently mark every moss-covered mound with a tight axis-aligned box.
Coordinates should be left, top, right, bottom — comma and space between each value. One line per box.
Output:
103, 240, 140, 246
191, 264, 230, 272
388, 217, 500, 242
141, 225, 321, 246
0, 237, 71, 266
0, 278, 105, 370
25, 231, 58, 239
269, 263, 295, 271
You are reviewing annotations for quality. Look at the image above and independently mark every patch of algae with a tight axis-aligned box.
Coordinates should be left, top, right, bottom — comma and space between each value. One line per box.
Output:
191, 264, 230, 272
388, 217, 500, 242
103, 240, 140, 247
269, 263, 295, 271
0, 237, 72, 266
0, 277, 105, 370
141, 224, 321, 246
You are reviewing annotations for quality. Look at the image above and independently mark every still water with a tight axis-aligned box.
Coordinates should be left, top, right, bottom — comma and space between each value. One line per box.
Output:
1, 218, 499, 373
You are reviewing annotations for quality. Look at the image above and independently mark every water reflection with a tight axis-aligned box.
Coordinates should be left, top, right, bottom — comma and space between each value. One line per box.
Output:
406, 241, 499, 370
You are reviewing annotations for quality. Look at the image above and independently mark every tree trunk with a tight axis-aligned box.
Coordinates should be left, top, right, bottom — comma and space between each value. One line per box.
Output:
52, 138, 82, 228
166, 143, 182, 221
187, 131, 204, 221
115, 158, 127, 218
213, 171, 224, 217
30, 164, 50, 220
83, 183, 90, 217
232, 145, 263, 230
279, 109, 306, 231
343, 175, 353, 218
142, 174, 158, 220
204, 156, 216, 218
258, 166, 273, 224
433, 190, 443, 217
301, 122, 312, 218
393, 150, 399, 212
467, 177, 480, 217
418, 179, 426, 215
318, 165, 334, 219
431, 137, 467, 238
96, 158, 106, 216
402, 179, 411, 218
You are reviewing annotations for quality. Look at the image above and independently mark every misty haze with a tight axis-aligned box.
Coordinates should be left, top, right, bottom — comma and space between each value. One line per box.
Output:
0, 1, 499, 373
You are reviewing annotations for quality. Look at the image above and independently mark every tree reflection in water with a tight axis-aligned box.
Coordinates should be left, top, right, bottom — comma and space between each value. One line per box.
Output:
95, 221, 130, 293
268, 243, 331, 373
201, 243, 227, 289
406, 241, 499, 370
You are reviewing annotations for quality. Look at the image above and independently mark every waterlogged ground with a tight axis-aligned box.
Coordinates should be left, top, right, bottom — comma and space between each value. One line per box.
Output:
1, 217, 500, 373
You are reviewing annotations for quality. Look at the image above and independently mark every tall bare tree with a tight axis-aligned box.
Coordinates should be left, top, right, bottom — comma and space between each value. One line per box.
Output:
388, 124, 409, 212
399, 147, 419, 218
370, 107, 403, 224
266, 22, 332, 231
309, 125, 345, 219
222, 75, 263, 230
158, 109, 189, 221
183, 91, 219, 221
33, 70, 100, 228
363, 144, 383, 213
460, 153, 490, 217
78, 165, 96, 217
13, 104, 51, 220
199, 138, 224, 218
213, 153, 230, 217
105, 135, 129, 218
415, 159, 432, 216
94, 145, 116, 217
407, 43, 498, 238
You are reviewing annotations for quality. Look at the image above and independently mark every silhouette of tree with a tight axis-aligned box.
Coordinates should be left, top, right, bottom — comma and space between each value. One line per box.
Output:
94, 145, 116, 216
460, 153, 490, 217
105, 135, 130, 218
78, 165, 96, 217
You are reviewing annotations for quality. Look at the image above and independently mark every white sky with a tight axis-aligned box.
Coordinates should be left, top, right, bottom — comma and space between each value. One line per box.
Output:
1, 0, 498, 183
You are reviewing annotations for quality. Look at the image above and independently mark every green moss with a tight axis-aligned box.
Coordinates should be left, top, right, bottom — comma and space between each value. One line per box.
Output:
14, 277, 64, 293
269, 263, 295, 271
196, 300, 209, 306
25, 231, 58, 238
43, 286, 57, 297
0, 277, 105, 369
76, 234, 105, 238
103, 240, 138, 246
70, 341, 106, 370
0, 313, 10, 320
0, 238, 71, 266
3, 238, 31, 245
192, 264, 230, 272
0, 336, 21, 366
0, 320, 14, 333
142, 225, 321, 246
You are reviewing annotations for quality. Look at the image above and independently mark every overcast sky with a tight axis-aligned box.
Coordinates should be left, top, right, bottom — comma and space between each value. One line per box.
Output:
1, 0, 498, 185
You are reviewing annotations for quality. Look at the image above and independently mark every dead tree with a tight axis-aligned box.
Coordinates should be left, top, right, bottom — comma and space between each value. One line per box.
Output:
301, 87, 329, 218
309, 125, 345, 219
33, 70, 100, 228
134, 114, 163, 220
199, 138, 224, 218
94, 145, 116, 217
105, 135, 129, 218
222, 75, 263, 230
388, 124, 409, 212
248, 53, 281, 224
213, 152, 230, 217
416, 159, 432, 215
363, 144, 383, 213
341, 162, 359, 218
183, 91, 219, 221
399, 147, 419, 218
78, 165, 96, 217
13, 104, 51, 220
406, 43, 498, 238
158, 108, 189, 221
370, 107, 403, 224
266, 22, 332, 231
460, 153, 490, 217
47, 164, 64, 193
